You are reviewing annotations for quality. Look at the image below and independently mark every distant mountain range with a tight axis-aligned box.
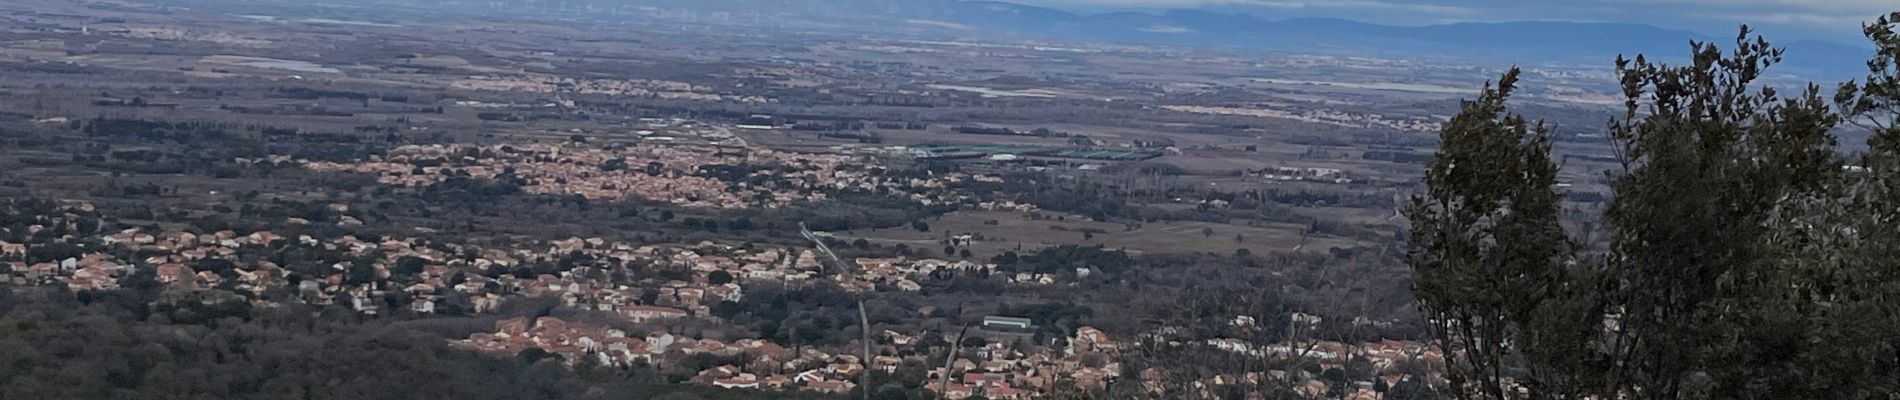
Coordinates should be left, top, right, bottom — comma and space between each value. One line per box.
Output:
409, 0, 1880, 77
839, 0, 1875, 77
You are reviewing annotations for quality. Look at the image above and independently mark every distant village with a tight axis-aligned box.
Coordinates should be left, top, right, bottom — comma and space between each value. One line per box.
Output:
3, 193, 1444, 399
300, 143, 1008, 210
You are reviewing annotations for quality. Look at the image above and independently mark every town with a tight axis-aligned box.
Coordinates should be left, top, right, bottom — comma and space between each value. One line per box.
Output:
2, 0, 1883, 399
3, 194, 1442, 399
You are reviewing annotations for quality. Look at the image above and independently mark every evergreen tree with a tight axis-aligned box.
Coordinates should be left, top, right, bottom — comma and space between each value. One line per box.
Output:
1761, 11, 1900, 399
1838, 12, 1900, 154
1601, 27, 1844, 399
1405, 68, 1594, 399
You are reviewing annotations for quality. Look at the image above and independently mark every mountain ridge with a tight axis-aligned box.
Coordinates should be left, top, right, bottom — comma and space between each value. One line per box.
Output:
359, 0, 1875, 77
877, 0, 1869, 76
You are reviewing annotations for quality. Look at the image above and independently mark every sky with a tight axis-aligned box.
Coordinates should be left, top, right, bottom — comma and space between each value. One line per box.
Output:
1008, 0, 1896, 43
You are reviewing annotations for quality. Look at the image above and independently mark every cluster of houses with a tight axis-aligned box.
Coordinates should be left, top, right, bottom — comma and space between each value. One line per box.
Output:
1, 206, 1128, 398
6, 209, 1068, 323
2, 227, 290, 294
0, 202, 118, 291
2, 250, 122, 292
300, 143, 1010, 211
839, 256, 1063, 293
1, 215, 800, 317
841, 256, 988, 292
0, 201, 1451, 400
1248, 166, 1355, 184
450, 74, 773, 103
1161, 105, 1445, 133
302, 143, 829, 208
1185, 314, 1445, 400
452, 313, 1132, 400
456, 315, 861, 395
922, 325, 1125, 400
2, 206, 1055, 322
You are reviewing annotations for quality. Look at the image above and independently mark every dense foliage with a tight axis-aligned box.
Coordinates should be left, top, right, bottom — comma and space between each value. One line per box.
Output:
1403, 68, 1594, 398
0, 289, 842, 400
1406, 15, 1900, 400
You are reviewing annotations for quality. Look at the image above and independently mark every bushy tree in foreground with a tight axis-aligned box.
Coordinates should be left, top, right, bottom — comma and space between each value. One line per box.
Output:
1411, 14, 1900, 400
1404, 68, 1597, 399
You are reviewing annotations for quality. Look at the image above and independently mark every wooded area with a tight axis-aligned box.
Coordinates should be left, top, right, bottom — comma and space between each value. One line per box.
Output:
1406, 15, 1900, 399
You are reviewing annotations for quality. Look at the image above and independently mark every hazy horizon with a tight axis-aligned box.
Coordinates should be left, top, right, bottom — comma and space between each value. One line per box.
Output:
1004, 0, 1893, 43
